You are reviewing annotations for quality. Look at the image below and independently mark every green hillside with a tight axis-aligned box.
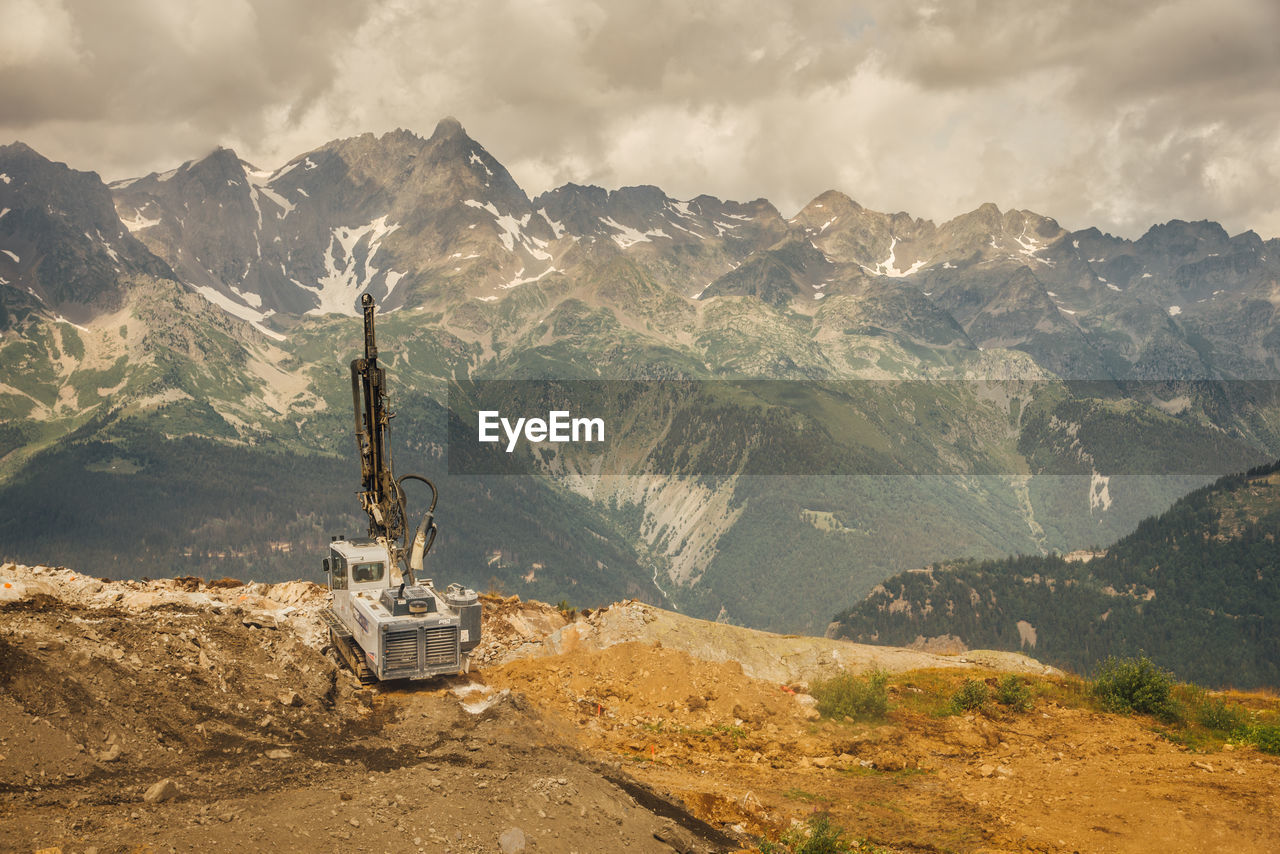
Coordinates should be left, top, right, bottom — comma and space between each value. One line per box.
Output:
829, 461, 1280, 688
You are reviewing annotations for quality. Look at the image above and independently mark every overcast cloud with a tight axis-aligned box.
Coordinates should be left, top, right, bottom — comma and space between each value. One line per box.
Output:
2, 0, 1278, 238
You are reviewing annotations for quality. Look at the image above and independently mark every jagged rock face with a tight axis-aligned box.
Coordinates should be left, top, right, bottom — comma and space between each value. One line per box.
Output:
3, 118, 1278, 379
108, 120, 799, 317
0, 142, 173, 323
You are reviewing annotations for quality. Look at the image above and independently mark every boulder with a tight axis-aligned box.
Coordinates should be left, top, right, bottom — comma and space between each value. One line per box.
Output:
143, 778, 181, 803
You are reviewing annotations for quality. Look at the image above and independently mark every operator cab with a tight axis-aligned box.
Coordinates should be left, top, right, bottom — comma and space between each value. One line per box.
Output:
325, 537, 396, 592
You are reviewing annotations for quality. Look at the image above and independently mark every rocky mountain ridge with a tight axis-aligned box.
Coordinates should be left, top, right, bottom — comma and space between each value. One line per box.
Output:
5, 119, 1278, 383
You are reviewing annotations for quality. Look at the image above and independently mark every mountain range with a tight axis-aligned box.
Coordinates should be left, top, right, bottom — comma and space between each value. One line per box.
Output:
3, 117, 1280, 635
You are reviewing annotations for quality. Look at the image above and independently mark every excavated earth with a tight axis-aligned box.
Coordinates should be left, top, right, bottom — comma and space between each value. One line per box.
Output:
1, 563, 1278, 854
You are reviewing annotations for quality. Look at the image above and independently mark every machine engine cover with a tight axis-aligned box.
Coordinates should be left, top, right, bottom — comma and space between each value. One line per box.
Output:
380, 585, 437, 617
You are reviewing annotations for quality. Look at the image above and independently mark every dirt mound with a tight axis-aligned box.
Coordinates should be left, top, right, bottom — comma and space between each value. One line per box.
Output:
504, 598, 1060, 684
0, 567, 742, 853
0, 596, 342, 797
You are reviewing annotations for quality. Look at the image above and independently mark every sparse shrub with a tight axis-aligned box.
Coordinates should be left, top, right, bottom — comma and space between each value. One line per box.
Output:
995, 675, 1033, 712
556, 599, 578, 620
759, 814, 891, 854
1251, 724, 1280, 755
948, 678, 990, 713
759, 814, 849, 854
810, 670, 889, 721
1091, 655, 1182, 724
1195, 697, 1248, 733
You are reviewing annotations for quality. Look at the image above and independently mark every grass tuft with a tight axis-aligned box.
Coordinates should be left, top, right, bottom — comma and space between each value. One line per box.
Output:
759, 814, 892, 854
1195, 696, 1249, 733
995, 674, 1034, 712
810, 670, 889, 722
948, 678, 990, 714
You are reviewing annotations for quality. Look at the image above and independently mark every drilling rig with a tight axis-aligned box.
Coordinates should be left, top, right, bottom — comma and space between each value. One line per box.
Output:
320, 293, 480, 683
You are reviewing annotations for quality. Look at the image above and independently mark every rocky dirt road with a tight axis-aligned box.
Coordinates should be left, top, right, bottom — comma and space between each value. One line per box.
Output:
2, 564, 1278, 853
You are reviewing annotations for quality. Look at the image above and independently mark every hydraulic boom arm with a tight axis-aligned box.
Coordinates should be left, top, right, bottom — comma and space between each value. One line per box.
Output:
351, 293, 407, 548
349, 293, 440, 581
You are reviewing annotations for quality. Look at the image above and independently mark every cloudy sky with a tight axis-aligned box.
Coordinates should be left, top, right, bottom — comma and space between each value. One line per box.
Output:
3, 0, 1279, 238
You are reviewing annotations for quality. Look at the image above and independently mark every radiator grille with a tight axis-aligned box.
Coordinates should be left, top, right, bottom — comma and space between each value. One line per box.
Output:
425, 626, 459, 667
384, 630, 419, 671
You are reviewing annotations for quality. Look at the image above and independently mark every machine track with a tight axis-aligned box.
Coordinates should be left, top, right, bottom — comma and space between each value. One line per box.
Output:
321, 606, 377, 684
331, 628, 377, 684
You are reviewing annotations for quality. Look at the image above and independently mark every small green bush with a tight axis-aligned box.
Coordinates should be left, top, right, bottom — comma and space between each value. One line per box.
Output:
759, 815, 895, 854
759, 814, 851, 854
1195, 697, 1249, 733
949, 678, 990, 713
1091, 655, 1182, 723
1251, 724, 1280, 755
810, 670, 889, 721
995, 675, 1033, 712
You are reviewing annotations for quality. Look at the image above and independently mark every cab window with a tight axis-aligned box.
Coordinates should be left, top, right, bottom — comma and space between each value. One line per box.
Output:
331, 554, 348, 590
351, 561, 385, 584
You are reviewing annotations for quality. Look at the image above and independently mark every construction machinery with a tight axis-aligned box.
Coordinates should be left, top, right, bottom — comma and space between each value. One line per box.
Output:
320, 293, 480, 683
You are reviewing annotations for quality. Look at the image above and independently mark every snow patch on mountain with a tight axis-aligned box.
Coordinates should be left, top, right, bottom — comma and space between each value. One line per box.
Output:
120, 207, 161, 232
468, 151, 494, 177
867, 237, 926, 278
667, 200, 697, 220
1167, 305, 1182, 316
465, 200, 552, 259
500, 266, 560, 289
666, 221, 704, 239
92, 230, 120, 263
53, 315, 89, 332
229, 285, 262, 309
304, 215, 400, 316
191, 284, 283, 340
2, 249, 20, 263
384, 270, 406, 297
247, 172, 296, 219
663, 204, 705, 237
1013, 229, 1043, 256
600, 216, 670, 249
538, 208, 566, 239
